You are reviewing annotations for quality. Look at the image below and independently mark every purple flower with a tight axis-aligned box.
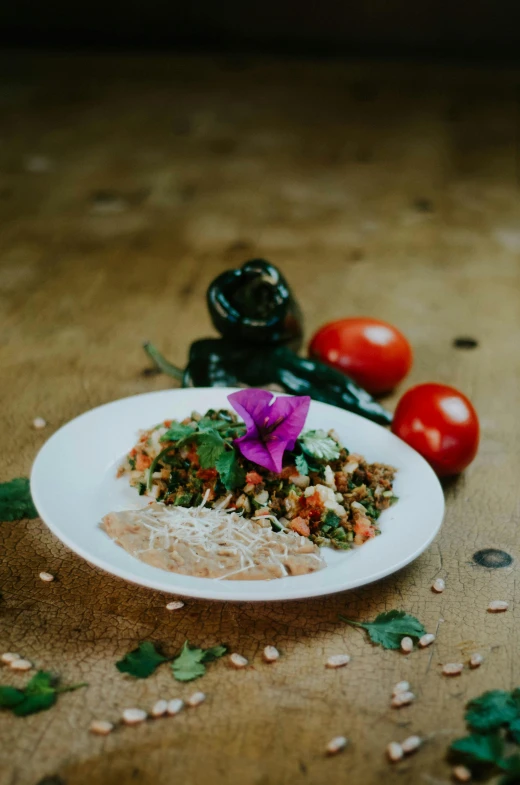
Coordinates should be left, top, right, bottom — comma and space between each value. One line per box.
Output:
227, 389, 311, 474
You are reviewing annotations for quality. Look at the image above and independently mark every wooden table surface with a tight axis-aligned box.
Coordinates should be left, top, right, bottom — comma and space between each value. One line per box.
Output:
1, 53, 519, 785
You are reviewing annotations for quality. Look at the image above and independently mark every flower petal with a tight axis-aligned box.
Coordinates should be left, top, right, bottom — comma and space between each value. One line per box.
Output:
227, 389, 274, 432
235, 435, 280, 474
269, 395, 311, 450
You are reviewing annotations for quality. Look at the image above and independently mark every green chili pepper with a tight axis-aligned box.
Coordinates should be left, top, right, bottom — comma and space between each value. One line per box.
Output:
207, 259, 303, 349
143, 340, 392, 426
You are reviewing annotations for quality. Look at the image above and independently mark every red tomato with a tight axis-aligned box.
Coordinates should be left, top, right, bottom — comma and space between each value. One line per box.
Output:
308, 317, 412, 394
392, 383, 479, 476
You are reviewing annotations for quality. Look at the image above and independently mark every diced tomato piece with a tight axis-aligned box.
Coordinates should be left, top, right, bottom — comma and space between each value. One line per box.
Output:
245, 471, 263, 485
163, 420, 172, 427
136, 453, 152, 471
197, 468, 218, 481
290, 517, 311, 537
129, 448, 137, 457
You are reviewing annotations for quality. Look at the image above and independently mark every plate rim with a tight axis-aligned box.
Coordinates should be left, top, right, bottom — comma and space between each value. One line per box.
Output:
31, 388, 445, 602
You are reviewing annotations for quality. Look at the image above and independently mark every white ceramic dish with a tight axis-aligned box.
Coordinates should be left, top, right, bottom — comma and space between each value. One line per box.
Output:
31, 388, 444, 602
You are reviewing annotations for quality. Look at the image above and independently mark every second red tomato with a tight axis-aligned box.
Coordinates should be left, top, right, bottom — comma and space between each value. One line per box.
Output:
308, 317, 413, 395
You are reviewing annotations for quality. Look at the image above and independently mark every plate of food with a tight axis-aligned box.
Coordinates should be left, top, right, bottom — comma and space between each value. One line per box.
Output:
31, 387, 444, 601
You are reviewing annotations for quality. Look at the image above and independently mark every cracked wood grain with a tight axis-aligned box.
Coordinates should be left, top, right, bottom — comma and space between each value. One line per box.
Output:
1, 52, 519, 785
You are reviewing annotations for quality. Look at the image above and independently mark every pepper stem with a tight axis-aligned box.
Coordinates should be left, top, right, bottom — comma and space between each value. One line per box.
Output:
143, 342, 184, 381
56, 682, 89, 694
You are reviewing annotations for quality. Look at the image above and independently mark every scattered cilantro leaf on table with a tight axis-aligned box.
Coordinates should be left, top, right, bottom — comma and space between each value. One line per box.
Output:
295, 454, 309, 476
339, 610, 426, 649
215, 450, 246, 491
300, 430, 340, 462
449, 687, 520, 783
0, 671, 87, 717
465, 691, 520, 734
172, 641, 227, 682
116, 642, 168, 679
451, 732, 506, 767
161, 423, 197, 442
0, 478, 38, 521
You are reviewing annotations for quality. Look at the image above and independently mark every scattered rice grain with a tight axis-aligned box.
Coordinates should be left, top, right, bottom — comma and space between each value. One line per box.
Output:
432, 578, 445, 593
453, 764, 472, 782
400, 637, 413, 654
90, 720, 114, 735
387, 741, 404, 762
1, 652, 20, 665
39, 572, 54, 582
122, 708, 147, 725
442, 663, 463, 676
326, 654, 350, 669
326, 736, 348, 755
151, 700, 168, 718
10, 658, 32, 672
229, 653, 248, 669
469, 653, 484, 669
186, 692, 205, 707
488, 600, 508, 613
165, 600, 184, 611
263, 646, 280, 663
418, 633, 435, 648
167, 699, 184, 715
401, 735, 421, 754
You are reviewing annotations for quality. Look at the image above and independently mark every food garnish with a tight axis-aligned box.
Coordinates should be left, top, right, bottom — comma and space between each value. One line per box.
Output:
171, 642, 227, 682
340, 610, 426, 650
0, 477, 38, 521
0, 670, 87, 717
228, 389, 310, 473
116, 642, 168, 679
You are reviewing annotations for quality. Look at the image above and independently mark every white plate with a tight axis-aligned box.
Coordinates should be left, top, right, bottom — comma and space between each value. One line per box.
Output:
31, 388, 444, 602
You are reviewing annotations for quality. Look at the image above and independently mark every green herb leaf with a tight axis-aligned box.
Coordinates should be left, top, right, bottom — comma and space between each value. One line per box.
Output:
295, 454, 309, 476
0, 686, 24, 708
116, 642, 168, 679
509, 718, 520, 744
0, 670, 87, 717
161, 423, 197, 442
300, 430, 340, 462
0, 477, 38, 521
202, 645, 227, 662
500, 755, 520, 784
215, 450, 246, 491
465, 691, 519, 734
340, 610, 426, 649
450, 732, 506, 767
171, 641, 227, 682
195, 431, 226, 469
324, 510, 341, 528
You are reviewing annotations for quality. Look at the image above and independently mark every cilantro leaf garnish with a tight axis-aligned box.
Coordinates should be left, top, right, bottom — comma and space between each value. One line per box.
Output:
465, 691, 519, 734
191, 431, 226, 469
0, 671, 87, 717
300, 430, 340, 462
215, 450, 246, 491
340, 610, 426, 649
161, 423, 197, 442
116, 642, 168, 679
451, 732, 506, 767
295, 454, 309, 476
171, 641, 227, 682
0, 478, 38, 521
